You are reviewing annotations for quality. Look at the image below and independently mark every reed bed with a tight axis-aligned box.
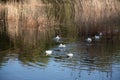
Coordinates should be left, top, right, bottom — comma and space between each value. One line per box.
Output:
0, 0, 55, 51
1, 0, 119, 37
0, 0, 120, 51
74, 0, 120, 36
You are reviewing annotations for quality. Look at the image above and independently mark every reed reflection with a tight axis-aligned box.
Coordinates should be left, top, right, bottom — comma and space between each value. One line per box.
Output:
53, 39, 120, 72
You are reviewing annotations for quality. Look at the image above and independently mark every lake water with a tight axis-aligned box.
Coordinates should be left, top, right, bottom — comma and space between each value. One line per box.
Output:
0, 1, 120, 80
0, 31, 120, 80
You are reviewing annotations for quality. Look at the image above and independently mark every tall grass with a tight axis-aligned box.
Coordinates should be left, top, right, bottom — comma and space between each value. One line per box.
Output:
2, 0, 120, 37
0, 0, 56, 51
0, 0, 120, 51
74, 0, 120, 37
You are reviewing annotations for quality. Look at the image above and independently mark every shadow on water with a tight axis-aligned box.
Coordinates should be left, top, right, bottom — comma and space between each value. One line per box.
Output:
0, 0, 120, 80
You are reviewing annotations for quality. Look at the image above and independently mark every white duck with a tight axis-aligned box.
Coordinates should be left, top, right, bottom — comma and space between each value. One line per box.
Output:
86, 37, 92, 43
55, 35, 60, 41
45, 50, 52, 56
95, 35, 100, 40
59, 43, 66, 48
66, 53, 73, 58
99, 32, 103, 36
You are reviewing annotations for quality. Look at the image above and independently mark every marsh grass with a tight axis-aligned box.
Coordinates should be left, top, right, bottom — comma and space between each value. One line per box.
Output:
0, 0, 56, 52
75, 0, 120, 37
0, 0, 120, 52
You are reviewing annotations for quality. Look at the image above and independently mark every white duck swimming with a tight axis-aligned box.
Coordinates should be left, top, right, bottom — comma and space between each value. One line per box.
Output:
45, 50, 52, 56
99, 32, 103, 36
59, 43, 66, 48
55, 35, 60, 41
66, 53, 73, 58
95, 35, 100, 40
86, 37, 92, 43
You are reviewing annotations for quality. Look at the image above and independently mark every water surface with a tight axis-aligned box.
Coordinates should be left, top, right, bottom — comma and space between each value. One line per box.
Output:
0, 1, 120, 80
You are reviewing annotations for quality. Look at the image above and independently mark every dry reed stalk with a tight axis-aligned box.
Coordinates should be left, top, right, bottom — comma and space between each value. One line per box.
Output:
5, 3, 20, 38
75, 0, 120, 22
74, 0, 120, 35
4, 0, 52, 38
2, 0, 55, 49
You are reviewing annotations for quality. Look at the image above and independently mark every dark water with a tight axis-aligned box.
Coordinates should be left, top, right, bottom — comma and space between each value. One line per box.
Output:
0, 1, 120, 80
0, 31, 120, 80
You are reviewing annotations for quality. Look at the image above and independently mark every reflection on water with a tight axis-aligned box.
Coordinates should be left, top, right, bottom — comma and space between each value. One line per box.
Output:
0, 0, 120, 80
0, 37, 120, 80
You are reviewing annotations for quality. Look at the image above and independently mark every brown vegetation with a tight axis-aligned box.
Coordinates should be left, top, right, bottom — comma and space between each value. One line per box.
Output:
74, 0, 120, 37
0, 0, 120, 49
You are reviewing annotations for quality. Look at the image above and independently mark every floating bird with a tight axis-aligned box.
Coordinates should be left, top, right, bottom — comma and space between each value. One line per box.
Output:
99, 32, 103, 38
86, 37, 92, 43
99, 32, 103, 36
59, 43, 66, 48
95, 35, 100, 40
55, 35, 60, 41
66, 53, 73, 58
45, 50, 52, 56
